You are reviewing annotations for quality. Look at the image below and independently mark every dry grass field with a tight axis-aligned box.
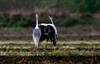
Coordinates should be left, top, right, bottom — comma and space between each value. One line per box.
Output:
0, 40, 100, 64
0, 40, 100, 56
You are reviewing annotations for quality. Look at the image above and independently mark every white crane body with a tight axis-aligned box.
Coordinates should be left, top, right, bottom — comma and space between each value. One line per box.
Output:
33, 14, 41, 47
33, 14, 58, 47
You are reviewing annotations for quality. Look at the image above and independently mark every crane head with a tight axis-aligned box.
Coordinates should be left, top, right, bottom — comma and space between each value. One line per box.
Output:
49, 16, 54, 24
36, 13, 38, 18
49, 16, 53, 20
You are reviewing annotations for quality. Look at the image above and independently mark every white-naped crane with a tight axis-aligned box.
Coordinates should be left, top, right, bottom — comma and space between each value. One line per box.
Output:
33, 14, 58, 47
48, 16, 58, 46
48, 16, 58, 37
33, 14, 41, 47
39, 16, 58, 46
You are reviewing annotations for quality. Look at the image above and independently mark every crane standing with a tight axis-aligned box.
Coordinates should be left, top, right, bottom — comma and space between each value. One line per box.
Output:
33, 14, 41, 47
39, 16, 58, 46
48, 16, 58, 46
33, 14, 58, 47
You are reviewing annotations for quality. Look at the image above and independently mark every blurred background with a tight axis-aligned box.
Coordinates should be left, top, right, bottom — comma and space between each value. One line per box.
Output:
0, 0, 100, 41
0, 0, 100, 63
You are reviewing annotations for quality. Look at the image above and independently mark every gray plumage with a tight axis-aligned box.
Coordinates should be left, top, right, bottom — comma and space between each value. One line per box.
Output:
33, 14, 41, 47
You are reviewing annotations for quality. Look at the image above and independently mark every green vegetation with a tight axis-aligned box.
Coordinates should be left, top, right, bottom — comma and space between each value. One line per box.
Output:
0, 41, 100, 56
63, 18, 81, 27
0, 41, 100, 63
0, 15, 97, 27
0, 0, 99, 13
79, 0, 100, 14
0, 16, 35, 27
0, 0, 99, 27
0, 0, 99, 63
63, 17, 96, 27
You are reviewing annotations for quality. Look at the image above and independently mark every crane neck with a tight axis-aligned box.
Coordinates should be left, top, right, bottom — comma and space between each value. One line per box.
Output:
36, 14, 39, 26
49, 16, 54, 25
51, 19, 54, 24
